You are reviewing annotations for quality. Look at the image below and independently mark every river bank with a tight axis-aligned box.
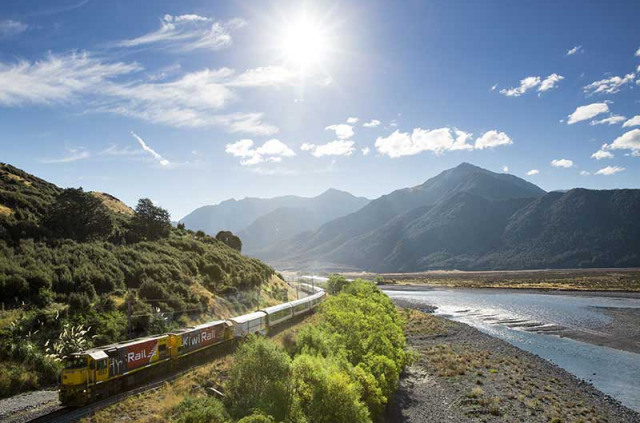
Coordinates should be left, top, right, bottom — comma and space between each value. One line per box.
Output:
388, 299, 640, 423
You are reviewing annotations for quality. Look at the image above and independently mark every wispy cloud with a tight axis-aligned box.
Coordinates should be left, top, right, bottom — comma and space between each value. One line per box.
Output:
361, 147, 371, 155
225, 138, 295, 166
346, 117, 359, 124
131, 132, 170, 166
40, 147, 90, 164
566, 45, 582, 56
526, 169, 539, 176
499, 74, 563, 97
595, 166, 625, 175
583, 73, 635, 95
589, 115, 626, 126
100, 144, 145, 156
303, 140, 356, 157
114, 14, 244, 52
567, 103, 609, 124
0, 20, 28, 38
0, 52, 282, 135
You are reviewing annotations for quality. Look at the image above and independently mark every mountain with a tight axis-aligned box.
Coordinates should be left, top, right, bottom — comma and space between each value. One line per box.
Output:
180, 188, 370, 253
263, 163, 640, 271
263, 163, 545, 268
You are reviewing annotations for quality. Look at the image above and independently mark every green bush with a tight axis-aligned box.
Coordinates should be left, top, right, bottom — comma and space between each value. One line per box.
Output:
236, 412, 275, 423
225, 335, 292, 421
171, 396, 229, 423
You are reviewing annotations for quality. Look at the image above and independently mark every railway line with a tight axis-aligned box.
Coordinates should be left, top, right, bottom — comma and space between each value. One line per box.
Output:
10, 281, 323, 423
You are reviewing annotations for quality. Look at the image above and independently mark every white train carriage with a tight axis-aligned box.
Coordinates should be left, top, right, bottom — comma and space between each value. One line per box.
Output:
259, 302, 294, 327
308, 291, 325, 309
229, 311, 268, 337
290, 296, 314, 316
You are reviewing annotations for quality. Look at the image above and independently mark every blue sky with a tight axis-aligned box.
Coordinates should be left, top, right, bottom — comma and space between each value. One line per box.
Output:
1, 0, 639, 219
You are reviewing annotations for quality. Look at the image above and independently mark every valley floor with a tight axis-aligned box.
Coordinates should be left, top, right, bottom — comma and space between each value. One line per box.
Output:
388, 300, 640, 423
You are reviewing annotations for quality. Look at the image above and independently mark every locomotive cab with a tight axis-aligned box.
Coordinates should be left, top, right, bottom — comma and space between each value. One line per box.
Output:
59, 350, 109, 406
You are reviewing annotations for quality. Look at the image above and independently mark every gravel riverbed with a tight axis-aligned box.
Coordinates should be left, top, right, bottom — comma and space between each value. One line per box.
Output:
387, 299, 640, 423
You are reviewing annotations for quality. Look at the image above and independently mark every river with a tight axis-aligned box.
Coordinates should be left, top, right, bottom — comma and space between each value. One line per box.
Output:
384, 287, 640, 412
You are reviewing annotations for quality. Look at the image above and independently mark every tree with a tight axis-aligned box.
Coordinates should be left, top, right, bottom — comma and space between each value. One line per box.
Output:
225, 335, 292, 420
129, 198, 171, 242
44, 188, 114, 241
327, 274, 349, 294
215, 230, 242, 252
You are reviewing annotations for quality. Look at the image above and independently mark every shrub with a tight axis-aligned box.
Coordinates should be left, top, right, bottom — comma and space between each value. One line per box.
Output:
236, 413, 275, 423
326, 274, 349, 294
225, 335, 292, 421
171, 396, 229, 423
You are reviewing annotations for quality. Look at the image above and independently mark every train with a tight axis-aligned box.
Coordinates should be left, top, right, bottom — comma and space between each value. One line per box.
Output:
59, 283, 325, 406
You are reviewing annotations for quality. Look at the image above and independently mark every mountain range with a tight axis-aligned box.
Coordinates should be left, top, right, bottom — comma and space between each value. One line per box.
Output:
180, 189, 370, 254
191, 162, 639, 272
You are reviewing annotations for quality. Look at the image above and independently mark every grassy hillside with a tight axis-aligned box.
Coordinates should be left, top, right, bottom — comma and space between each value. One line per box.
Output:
0, 162, 286, 398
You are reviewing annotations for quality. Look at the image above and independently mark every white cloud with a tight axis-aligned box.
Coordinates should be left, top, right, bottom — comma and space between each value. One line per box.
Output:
40, 147, 90, 164
131, 132, 170, 166
490, 84, 498, 91
0, 51, 140, 106
623, 115, 640, 128
566, 45, 582, 56
538, 74, 564, 93
310, 140, 355, 157
608, 129, 640, 154
361, 147, 370, 156
591, 144, 614, 160
551, 159, 574, 168
100, 144, 144, 156
590, 115, 626, 126
300, 143, 315, 151
635, 47, 640, 57
567, 103, 609, 124
502, 166, 509, 173
225, 138, 295, 166
0, 52, 283, 135
0, 20, 28, 37
499, 74, 563, 97
474, 130, 513, 149
115, 14, 241, 52
526, 169, 539, 176
580, 170, 591, 176
500, 76, 540, 97
595, 166, 625, 176
346, 117, 359, 124
227, 66, 296, 88
583, 73, 635, 95
375, 128, 475, 158
325, 124, 354, 140
363, 119, 381, 128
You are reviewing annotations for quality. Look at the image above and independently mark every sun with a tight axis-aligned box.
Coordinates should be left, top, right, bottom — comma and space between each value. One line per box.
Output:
277, 13, 331, 72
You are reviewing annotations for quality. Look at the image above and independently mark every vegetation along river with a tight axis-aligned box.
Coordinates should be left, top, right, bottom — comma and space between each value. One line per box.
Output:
383, 287, 640, 412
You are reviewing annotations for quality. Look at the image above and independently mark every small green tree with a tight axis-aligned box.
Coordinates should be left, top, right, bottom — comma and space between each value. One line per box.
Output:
215, 230, 242, 252
225, 335, 292, 420
327, 274, 349, 294
44, 188, 114, 241
128, 198, 171, 242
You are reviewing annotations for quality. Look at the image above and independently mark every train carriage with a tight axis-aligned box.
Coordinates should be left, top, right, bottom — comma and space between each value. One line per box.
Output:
259, 302, 293, 327
290, 296, 313, 316
229, 311, 268, 337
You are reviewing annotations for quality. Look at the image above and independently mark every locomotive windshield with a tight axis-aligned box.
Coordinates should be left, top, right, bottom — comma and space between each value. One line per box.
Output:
64, 356, 86, 369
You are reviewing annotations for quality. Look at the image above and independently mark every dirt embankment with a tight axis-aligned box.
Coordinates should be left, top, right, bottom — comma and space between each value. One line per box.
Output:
387, 300, 640, 423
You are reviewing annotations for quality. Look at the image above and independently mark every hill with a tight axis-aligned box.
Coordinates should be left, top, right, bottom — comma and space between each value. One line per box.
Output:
180, 188, 370, 254
0, 163, 289, 398
262, 163, 640, 271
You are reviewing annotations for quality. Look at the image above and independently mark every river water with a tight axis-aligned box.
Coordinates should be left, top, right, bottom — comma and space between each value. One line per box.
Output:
384, 287, 640, 412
